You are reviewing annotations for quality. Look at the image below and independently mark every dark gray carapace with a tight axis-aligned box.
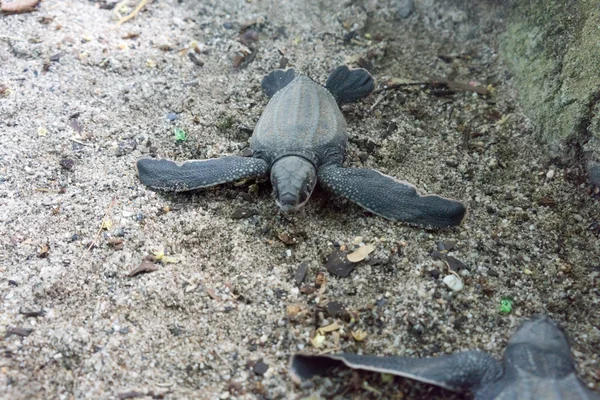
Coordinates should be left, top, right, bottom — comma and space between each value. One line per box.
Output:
290, 316, 600, 400
136, 65, 467, 228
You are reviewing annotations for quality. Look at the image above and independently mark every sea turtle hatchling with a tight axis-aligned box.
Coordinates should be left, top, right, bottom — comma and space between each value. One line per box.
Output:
290, 316, 600, 399
136, 66, 467, 228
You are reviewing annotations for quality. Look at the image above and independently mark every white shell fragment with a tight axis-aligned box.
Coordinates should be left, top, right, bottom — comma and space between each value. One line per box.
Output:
347, 244, 375, 263
443, 274, 464, 292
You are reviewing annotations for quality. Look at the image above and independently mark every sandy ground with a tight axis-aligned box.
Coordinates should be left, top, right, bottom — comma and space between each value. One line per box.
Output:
1, 0, 599, 399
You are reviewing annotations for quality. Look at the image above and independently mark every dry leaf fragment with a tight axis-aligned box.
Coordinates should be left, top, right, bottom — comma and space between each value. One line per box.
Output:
37, 244, 49, 258
101, 219, 113, 230
317, 321, 340, 335
1, 0, 41, 14
352, 329, 368, 341
277, 233, 296, 245
347, 244, 375, 263
286, 304, 302, 317
310, 333, 326, 348
127, 256, 158, 277
151, 249, 180, 264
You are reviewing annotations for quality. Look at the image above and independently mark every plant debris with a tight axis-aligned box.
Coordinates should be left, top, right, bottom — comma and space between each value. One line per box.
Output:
115, 0, 148, 25
37, 244, 49, 258
19, 308, 45, 317
5, 327, 33, 337
151, 249, 180, 264
1, 0, 41, 14
351, 329, 367, 342
427, 75, 491, 95
127, 255, 158, 277
277, 232, 298, 245
325, 250, 355, 278
347, 244, 375, 263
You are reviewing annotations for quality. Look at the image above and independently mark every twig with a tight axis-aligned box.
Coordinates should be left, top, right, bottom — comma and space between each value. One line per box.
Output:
427, 74, 490, 95
117, 0, 148, 25
69, 137, 93, 147
80, 198, 116, 261
373, 82, 429, 94
1, 0, 40, 14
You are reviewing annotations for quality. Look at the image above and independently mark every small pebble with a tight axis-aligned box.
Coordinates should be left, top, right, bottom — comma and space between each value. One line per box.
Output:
573, 214, 583, 222
166, 112, 178, 121
546, 169, 555, 179
222, 22, 233, 29
443, 275, 464, 292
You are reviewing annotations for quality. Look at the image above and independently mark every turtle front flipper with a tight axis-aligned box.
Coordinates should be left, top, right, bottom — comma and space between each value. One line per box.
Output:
318, 165, 467, 228
261, 68, 296, 98
325, 65, 374, 105
136, 156, 269, 192
290, 350, 501, 393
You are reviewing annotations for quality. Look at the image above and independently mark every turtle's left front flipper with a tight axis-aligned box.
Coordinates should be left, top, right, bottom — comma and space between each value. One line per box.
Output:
318, 165, 467, 228
136, 156, 269, 192
290, 351, 501, 393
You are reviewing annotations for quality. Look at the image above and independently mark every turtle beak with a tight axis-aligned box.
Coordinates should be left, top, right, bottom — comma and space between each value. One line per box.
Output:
270, 156, 317, 213
276, 192, 311, 212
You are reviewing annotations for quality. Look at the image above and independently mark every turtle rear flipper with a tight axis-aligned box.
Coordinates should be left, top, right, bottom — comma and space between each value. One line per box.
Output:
261, 69, 296, 98
290, 351, 501, 393
317, 165, 467, 228
136, 156, 269, 192
325, 65, 374, 105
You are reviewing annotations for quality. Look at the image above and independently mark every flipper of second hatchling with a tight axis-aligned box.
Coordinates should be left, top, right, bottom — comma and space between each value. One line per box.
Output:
261, 68, 296, 98
290, 350, 501, 394
325, 65, 374, 104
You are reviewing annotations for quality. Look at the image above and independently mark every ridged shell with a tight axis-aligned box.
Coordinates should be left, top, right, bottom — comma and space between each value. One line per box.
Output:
251, 76, 347, 164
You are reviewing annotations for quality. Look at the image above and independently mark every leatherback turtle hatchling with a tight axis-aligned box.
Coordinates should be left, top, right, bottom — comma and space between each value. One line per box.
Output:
290, 316, 600, 399
136, 66, 466, 228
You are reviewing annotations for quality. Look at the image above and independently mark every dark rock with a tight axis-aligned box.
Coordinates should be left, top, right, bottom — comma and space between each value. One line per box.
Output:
587, 161, 600, 186
295, 261, 309, 285
325, 250, 355, 277
60, 158, 75, 170
115, 139, 137, 157
325, 301, 345, 318
188, 52, 204, 67
445, 256, 469, 271
223, 22, 233, 29
253, 360, 269, 376
393, 0, 415, 19
231, 207, 259, 219
429, 269, 441, 279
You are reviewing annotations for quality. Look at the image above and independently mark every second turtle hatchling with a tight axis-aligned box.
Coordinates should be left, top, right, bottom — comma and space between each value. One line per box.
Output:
136, 65, 467, 228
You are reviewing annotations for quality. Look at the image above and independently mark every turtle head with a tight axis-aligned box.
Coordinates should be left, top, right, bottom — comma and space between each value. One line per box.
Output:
508, 316, 570, 356
270, 156, 317, 212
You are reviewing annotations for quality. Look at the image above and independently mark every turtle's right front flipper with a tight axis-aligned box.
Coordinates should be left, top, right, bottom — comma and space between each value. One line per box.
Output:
325, 65, 374, 105
136, 156, 269, 192
318, 165, 467, 228
290, 351, 502, 393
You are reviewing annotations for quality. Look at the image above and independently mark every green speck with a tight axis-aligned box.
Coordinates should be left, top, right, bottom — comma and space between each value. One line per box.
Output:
174, 128, 187, 141
500, 297, 514, 314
